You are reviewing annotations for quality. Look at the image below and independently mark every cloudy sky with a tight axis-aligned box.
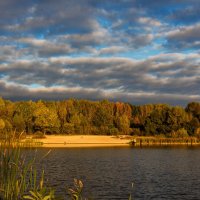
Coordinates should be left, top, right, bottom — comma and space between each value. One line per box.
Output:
0, 0, 200, 105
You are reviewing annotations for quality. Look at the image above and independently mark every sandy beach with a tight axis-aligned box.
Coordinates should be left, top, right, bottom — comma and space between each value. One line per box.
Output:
35, 135, 132, 148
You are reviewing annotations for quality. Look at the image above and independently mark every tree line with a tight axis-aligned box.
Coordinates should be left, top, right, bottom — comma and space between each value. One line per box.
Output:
0, 97, 199, 137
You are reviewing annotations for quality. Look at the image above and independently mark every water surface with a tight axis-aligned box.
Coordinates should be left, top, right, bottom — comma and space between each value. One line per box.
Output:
32, 147, 200, 199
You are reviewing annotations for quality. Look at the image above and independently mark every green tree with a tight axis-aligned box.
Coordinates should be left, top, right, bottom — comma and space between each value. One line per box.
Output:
0, 97, 6, 119
0, 118, 5, 128
63, 122, 74, 134
0, 118, 5, 138
57, 101, 68, 133
114, 102, 132, 134
194, 127, 200, 138
186, 102, 200, 120
92, 101, 114, 134
13, 113, 26, 133
170, 128, 189, 138
14, 101, 36, 133
144, 107, 170, 135
116, 115, 130, 135
33, 101, 60, 134
131, 104, 155, 133
166, 106, 190, 131
70, 113, 82, 134
3, 119, 13, 135
186, 117, 200, 136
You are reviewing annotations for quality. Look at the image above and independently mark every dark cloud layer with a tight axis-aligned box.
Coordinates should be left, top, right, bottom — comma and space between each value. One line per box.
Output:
166, 23, 200, 49
1, 54, 199, 105
0, 80, 199, 106
0, 0, 199, 106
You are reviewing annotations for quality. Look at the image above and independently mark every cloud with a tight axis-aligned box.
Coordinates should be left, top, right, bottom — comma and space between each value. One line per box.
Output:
137, 17, 161, 27
0, 0, 200, 106
0, 80, 199, 106
169, 6, 200, 25
166, 23, 200, 49
1, 0, 99, 36
96, 46, 128, 55
58, 20, 111, 49
1, 53, 199, 106
20, 38, 74, 57
0, 45, 29, 62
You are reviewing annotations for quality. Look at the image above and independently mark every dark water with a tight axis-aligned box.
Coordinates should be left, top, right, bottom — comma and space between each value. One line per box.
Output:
32, 147, 200, 199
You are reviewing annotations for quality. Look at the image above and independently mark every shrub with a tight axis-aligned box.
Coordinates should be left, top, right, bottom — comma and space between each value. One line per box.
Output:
170, 128, 189, 138
131, 128, 142, 136
108, 127, 119, 135
32, 131, 46, 139
194, 128, 200, 138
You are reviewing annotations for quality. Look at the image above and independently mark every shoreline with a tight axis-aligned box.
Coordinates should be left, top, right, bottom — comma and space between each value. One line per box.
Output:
32, 135, 131, 148
18, 135, 200, 148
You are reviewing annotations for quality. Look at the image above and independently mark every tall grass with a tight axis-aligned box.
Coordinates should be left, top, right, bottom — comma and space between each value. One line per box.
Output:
0, 133, 88, 200
130, 136, 199, 147
0, 133, 54, 200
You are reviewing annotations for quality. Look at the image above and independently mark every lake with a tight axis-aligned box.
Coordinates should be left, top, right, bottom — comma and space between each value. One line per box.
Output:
32, 147, 200, 199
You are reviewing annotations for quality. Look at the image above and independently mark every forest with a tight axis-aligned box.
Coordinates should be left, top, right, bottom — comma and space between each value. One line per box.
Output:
0, 97, 199, 138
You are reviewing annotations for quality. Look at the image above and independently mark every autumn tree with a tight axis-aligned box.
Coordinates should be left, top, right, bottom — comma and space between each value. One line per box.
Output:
186, 102, 200, 120
3, 120, 13, 135
0, 118, 5, 135
144, 106, 170, 135
0, 97, 6, 118
14, 101, 36, 133
0, 97, 198, 137
33, 101, 60, 134
113, 102, 132, 134
13, 113, 26, 133
57, 100, 68, 133
115, 114, 130, 134
92, 100, 115, 134
131, 104, 154, 131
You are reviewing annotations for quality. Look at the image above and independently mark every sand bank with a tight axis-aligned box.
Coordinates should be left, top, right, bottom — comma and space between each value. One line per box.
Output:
35, 135, 131, 148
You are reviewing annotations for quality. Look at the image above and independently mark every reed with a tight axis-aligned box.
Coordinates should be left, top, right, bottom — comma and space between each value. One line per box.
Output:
130, 136, 200, 147
0, 133, 89, 200
0, 133, 53, 200
0, 132, 43, 148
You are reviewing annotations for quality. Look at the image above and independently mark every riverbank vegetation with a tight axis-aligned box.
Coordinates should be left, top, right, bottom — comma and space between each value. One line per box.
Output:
130, 136, 200, 147
0, 134, 87, 200
0, 97, 199, 138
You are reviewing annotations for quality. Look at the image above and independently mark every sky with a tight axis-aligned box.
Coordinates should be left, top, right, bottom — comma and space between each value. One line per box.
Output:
0, 0, 200, 106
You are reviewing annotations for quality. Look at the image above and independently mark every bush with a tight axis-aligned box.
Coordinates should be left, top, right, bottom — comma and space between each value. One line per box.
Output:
131, 128, 142, 136
63, 123, 74, 134
108, 127, 119, 135
194, 128, 200, 138
32, 131, 46, 139
170, 128, 189, 138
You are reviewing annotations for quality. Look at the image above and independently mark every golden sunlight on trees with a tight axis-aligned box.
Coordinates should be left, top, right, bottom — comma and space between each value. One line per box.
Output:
33, 101, 60, 134
0, 97, 199, 136
0, 118, 5, 130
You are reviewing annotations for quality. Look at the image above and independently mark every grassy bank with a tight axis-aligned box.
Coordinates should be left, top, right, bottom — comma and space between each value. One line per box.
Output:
0, 140, 43, 148
0, 134, 88, 200
130, 137, 200, 147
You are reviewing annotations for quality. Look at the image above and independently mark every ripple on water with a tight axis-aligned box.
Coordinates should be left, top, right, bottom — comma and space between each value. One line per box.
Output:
26, 147, 200, 199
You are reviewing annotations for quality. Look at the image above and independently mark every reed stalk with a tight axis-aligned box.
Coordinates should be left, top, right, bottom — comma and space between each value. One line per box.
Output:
0, 133, 54, 200
0, 133, 89, 200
